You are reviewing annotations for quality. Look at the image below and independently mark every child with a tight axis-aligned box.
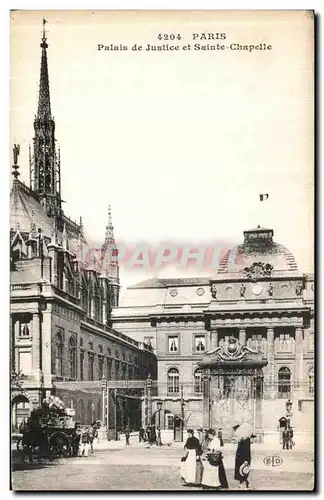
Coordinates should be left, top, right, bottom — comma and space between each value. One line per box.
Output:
79, 427, 91, 457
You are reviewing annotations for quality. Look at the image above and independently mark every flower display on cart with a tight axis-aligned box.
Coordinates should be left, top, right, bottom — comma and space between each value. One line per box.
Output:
30, 395, 67, 425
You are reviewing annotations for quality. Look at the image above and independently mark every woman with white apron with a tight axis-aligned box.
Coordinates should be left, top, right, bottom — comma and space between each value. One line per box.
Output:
201, 429, 228, 490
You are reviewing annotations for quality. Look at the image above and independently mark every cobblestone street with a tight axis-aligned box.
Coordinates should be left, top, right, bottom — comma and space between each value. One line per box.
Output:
12, 442, 315, 491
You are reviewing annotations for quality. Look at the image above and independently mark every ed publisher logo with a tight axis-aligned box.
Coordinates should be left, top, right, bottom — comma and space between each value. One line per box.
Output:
263, 455, 283, 467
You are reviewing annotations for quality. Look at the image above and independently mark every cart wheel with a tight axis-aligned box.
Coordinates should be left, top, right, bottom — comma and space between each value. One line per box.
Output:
16, 438, 24, 452
49, 432, 70, 458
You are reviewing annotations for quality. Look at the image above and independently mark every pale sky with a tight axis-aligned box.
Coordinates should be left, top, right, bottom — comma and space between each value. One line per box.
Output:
10, 10, 314, 291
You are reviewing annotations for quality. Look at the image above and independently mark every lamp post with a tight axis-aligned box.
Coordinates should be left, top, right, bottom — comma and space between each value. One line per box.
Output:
180, 384, 185, 442
286, 399, 293, 427
114, 389, 118, 441
101, 376, 107, 429
157, 400, 163, 429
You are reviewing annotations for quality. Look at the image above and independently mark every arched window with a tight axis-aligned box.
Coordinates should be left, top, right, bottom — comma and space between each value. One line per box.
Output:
278, 367, 291, 399
68, 337, 76, 379
55, 332, 63, 376
194, 368, 203, 394
308, 367, 314, 395
167, 368, 179, 395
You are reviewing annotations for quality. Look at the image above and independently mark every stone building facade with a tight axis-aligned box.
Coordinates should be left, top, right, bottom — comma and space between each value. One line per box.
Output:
10, 23, 156, 432
112, 227, 314, 444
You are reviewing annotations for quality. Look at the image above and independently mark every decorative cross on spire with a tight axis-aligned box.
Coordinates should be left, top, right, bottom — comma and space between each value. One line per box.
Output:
41, 18, 47, 44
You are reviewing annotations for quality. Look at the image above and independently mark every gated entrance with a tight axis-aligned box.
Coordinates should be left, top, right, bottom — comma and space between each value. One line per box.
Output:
199, 336, 267, 442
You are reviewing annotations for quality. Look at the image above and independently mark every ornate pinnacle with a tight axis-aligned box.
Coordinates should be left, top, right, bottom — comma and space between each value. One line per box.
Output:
12, 144, 20, 179
62, 222, 68, 250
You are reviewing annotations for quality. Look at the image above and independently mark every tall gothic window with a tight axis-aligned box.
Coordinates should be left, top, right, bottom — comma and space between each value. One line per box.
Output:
194, 368, 203, 394
107, 359, 112, 380
167, 368, 179, 395
68, 337, 76, 379
278, 367, 291, 399
55, 332, 63, 376
308, 367, 314, 395
88, 353, 94, 381
98, 356, 104, 380
80, 351, 84, 381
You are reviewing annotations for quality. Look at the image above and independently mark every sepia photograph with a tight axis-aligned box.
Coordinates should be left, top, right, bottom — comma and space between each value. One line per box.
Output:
10, 9, 314, 491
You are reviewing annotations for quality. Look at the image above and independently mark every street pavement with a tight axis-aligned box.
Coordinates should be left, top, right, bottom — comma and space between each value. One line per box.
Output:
11, 440, 315, 491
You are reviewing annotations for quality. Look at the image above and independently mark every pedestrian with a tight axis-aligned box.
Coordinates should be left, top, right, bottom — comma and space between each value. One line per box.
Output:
72, 423, 82, 456
151, 425, 157, 446
89, 426, 95, 453
181, 429, 203, 486
201, 428, 228, 489
156, 427, 162, 446
201, 429, 210, 452
233, 423, 253, 489
218, 428, 224, 447
197, 427, 204, 446
125, 428, 130, 445
139, 426, 145, 442
79, 427, 91, 457
282, 427, 289, 450
288, 426, 294, 449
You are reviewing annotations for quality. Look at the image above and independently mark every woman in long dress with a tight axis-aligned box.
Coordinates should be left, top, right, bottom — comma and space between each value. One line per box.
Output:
233, 423, 254, 489
181, 429, 203, 486
201, 429, 228, 490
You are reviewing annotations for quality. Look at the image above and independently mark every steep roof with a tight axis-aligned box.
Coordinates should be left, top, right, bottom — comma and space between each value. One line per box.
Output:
10, 180, 87, 256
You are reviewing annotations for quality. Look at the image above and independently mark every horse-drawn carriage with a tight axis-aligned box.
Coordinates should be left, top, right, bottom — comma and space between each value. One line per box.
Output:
16, 396, 78, 460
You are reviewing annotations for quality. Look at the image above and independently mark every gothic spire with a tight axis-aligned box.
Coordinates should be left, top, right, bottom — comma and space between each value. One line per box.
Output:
101, 205, 119, 285
31, 19, 62, 220
37, 18, 51, 119
104, 205, 115, 245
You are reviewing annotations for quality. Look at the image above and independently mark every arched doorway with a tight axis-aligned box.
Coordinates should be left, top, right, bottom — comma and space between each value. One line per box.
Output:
11, 394, 30, 432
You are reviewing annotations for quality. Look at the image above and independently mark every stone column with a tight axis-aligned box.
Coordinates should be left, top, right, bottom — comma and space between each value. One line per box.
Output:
32, 313, 42, 382
294, 328, 304, 392
41, 309, 52, 393
266, 327, 275, 397
202, 371, 211, 429
210, 329, 218, 351
239, 328, 246, 346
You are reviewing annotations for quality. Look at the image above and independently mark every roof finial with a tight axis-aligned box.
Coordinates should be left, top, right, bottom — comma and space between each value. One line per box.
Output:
30, 210, 37, 233
79, 215, 83, 232
12, 144, 20, 179
41, 18, 47, 46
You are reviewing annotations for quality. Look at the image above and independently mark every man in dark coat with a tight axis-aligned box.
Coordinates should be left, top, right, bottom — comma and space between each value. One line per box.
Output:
288, 427, 294, 449
139, 426, 145, 442
218, 428, 224, 447
233, 425, 252, 489
125, 428, 130, 445
282, 427, 289, 450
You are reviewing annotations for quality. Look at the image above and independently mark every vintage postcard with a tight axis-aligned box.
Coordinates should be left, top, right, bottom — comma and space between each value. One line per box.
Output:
10, 10, 314, 491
